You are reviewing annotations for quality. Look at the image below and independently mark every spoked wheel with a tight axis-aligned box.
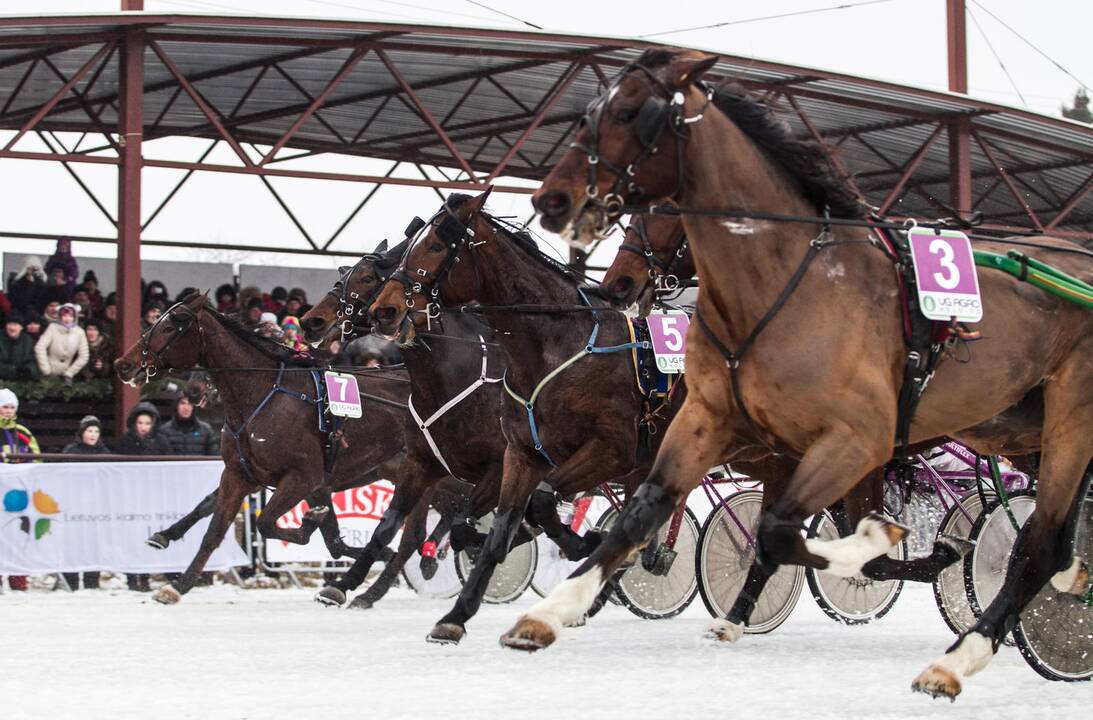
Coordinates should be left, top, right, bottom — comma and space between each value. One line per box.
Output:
964, 491, 1037, 645
530, 533, 582, 598
695, 490, 804, 634
455, 512, 537, 604
933, 491, 994, 635
1012, 496, 1092, 682
805, 511, 906, 625
596, 506, 700, 619
401, 510, 462, 599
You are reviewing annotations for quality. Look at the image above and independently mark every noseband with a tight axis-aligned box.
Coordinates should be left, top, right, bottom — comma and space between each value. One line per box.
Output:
571, 63, 711, 223
327, 254, 383, 340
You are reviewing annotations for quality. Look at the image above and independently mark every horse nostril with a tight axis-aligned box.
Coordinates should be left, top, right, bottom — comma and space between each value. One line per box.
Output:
611, 277, 634, 298
374, 306, 396, 324
302, 316, 323, 331
536, 191, 571, 218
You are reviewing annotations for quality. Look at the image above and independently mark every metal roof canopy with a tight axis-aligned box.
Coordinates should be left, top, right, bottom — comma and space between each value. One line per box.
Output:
0, 12, 1091, 253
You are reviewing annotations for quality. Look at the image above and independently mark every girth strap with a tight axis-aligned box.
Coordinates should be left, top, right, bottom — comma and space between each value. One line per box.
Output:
408, 336, 500, 480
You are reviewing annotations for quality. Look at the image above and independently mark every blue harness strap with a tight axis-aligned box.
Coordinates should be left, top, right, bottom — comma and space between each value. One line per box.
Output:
223, 364, 325, 485
503, 304, 650, 468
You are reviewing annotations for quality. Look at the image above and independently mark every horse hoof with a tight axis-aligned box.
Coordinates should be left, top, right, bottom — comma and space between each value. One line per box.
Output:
347, 595, 374, 610
314, 586, 346, 607
420, 556, 439, 580
911, 665, 961, 701
864, 512, 909, 546
426, 623, 465, 645
145, 533, 170, 550
564, 614, 587, 628
1051, 559, 1090, 595
152, 584, 181, 605
936, 534, 976, 558
499, 615, 556, 652
303, 505, 330, 524
704, 619, 743, 643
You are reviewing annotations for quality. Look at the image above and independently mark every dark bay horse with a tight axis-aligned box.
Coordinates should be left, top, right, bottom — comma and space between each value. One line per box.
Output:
369, 191, 673, 643
520, 49, 1092, 698
115, 293, 410, 604
301, 242, 601, 614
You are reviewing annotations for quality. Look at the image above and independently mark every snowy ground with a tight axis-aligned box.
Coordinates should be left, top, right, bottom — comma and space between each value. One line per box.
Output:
1, 580, 1088, 719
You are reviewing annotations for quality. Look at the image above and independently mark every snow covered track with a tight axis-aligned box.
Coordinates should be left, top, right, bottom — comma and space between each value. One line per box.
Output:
1, 584, 1085, 719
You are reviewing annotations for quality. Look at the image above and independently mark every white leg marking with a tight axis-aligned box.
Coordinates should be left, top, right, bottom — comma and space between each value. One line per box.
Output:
1049, 556, 1084, 593
804, 514, 901, 577
936, 632, 994, 679
521, 567, 604, 637
705, 618, 744, 643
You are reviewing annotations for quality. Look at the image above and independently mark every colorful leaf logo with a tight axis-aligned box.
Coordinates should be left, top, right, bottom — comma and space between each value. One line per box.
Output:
32, 489, 59, 514
34, 518, 51, 539
3, 488, 28, 513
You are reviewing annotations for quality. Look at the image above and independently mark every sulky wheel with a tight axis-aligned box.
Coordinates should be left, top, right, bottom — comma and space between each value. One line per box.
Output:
454, 512, 537, 604
595, 506, 700, 619
694, 489, 804, 634
1012, 496, 1092, 681
933, 491, 994, 635
806, 510, 906, 625
401, 509, 462, 600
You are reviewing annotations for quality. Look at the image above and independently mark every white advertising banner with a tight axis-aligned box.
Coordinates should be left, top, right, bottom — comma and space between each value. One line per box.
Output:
0, 461, 249, 574
264, 480, 396, 563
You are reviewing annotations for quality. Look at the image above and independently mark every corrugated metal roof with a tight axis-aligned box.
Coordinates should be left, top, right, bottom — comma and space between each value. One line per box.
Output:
0, 13, 1090, 240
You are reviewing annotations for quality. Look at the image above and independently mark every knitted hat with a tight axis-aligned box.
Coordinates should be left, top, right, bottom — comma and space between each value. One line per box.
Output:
281, 315, 301, 332
79, 415, 102, 434
83, 270, 98, 285
272, 286, 287, 301
259, 312, 278, 325
5, 312, 24, 327
287, 288, 307, 303
23, 256, 43, 272
0, 388, 18, 410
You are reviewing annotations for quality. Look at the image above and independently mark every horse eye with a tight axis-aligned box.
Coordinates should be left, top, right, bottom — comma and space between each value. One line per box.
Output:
614, 107, 638, 123
429, 242, 444, 253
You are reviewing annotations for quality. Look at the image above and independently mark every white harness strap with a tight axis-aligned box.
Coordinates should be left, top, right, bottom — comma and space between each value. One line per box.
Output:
407, 336, 501, 480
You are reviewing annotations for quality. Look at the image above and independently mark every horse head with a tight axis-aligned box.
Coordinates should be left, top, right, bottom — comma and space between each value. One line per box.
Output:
532, 50, 718, 250
115, 291, 208, 386
600, 211, 691, 313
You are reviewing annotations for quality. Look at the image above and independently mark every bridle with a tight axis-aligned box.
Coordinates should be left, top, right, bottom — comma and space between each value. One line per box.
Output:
571, 62, 712, 223
327, 254, 384, 341
137, 301, 205, 380
617, 214, 689, 293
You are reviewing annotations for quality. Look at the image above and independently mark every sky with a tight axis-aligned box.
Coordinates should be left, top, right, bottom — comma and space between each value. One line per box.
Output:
1, 0, 1090, 278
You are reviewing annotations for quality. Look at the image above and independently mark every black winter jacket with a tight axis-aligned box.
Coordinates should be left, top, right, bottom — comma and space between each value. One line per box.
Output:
118, 402, 172, 456
159, 417, 220, 456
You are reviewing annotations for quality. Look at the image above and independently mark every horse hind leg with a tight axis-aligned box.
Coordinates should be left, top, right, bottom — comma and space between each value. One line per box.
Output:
912, 365, 1093, 700
147, 489, 219, 549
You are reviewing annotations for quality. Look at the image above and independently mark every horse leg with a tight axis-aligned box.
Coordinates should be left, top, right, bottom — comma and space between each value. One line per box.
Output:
420, 502, 454, 579
315, 457, 436, 606
147, 489, 219, 549
500, 397, 733, 651
255, 472, 328, 546
427, 449, 544, 645
349, 488, 434, 609
153, 470, 253, 604
526, 488, 600, 561
307, 486, 366, 561
845, 469, 973, 584
913, 374, 1093, 699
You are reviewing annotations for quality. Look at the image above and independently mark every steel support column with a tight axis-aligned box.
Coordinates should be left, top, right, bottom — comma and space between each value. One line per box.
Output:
947, 0, 973, 215
115, 27, 143, 440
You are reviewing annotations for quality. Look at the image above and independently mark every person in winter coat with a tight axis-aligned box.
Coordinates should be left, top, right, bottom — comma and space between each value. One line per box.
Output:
119, 402, 171, 592
159, 393, 219, 456
34, 303, 88, 383
78, 320, 113, 380
43, 237, 78, 296
82, 271, 104, 318
61, 415, 108, 590
9, 256, 46, 315
280, 316, 309, 353
215, 284, 238, 315
0, 313, 40, 380
143, 280, 170, 310
0, 388, 38, 591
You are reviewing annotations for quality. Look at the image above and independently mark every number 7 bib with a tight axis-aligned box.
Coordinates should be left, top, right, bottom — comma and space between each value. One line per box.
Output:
324, 371, 363, 418
907, 228, 983, 322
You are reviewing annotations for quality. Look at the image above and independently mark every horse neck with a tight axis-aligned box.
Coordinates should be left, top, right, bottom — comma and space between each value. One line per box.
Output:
403, 317, 494, 410
465, 231, 597, 391
197, 315, 299, 428
679, 109, 848, 343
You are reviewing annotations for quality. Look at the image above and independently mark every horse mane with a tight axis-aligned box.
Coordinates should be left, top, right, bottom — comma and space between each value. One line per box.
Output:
202, 302, 327, 367
635, 49, 864, 219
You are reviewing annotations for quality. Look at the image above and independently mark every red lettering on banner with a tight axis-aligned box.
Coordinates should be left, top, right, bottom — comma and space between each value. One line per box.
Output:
272, 482, 394, 530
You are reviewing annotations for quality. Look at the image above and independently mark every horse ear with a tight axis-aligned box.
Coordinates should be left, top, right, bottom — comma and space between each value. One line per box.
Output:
190, 291, 209, 308
669, 52, 719, 88
467, 186, 493, 212
337, 266, 351, 275
374, 239, 388, 254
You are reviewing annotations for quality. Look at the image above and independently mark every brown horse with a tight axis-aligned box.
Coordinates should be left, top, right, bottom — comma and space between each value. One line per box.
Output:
115, 293, 411, 603
369, 191, 678, 643
514, 49, 1092, 698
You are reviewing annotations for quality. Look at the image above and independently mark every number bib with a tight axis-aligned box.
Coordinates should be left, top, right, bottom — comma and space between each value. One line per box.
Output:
324, 371, 363, 418
646, 310, 689, 374
907, 228, 983, 322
